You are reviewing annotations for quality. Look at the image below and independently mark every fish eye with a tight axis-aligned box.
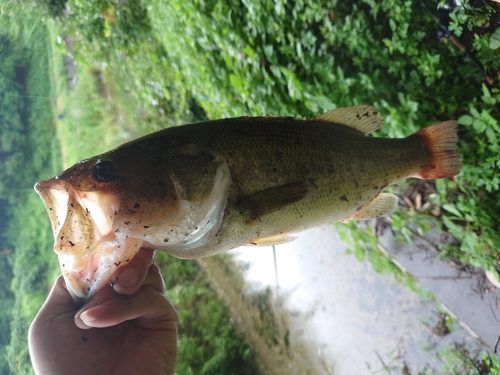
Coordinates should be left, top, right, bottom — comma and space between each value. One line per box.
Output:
93, 160, 118, 183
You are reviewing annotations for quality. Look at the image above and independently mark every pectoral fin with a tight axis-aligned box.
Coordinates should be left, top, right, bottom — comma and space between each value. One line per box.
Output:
346, 193, 398, 221
238, 181, 307, 220
247, 234, 297, 246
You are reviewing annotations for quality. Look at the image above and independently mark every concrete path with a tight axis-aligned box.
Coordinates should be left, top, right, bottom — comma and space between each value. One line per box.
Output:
225, 225, 490, 374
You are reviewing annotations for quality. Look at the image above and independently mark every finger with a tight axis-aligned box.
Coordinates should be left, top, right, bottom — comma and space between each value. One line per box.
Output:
76, 263, 166, 327
36, 275, 75, 314
75, 286, 178, 331
141, 264, 166, 294
112, 248, 156, 295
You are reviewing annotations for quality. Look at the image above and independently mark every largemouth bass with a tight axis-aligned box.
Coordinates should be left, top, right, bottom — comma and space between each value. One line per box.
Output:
35, 105, 461, 302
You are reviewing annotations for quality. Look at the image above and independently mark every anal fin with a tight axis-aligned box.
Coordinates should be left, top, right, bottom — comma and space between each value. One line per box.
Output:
346, 193, 398, 221
237, 181, 307, 220
247, 234, 297, 247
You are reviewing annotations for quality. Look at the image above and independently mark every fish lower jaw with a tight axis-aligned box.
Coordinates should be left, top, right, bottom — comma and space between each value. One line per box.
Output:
58, 252, 96, 300
60, 235, 144, 302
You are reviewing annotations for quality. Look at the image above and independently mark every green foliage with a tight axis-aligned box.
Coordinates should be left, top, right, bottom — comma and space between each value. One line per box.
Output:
62, 66, 133, 165
432, 344, 500, 375
156, 253, 259, 375
427, 84, 500, 271
336, 221, 431, 300
0, 19, 62, 374
482, 352, 500, 374
36, 0, 68, 17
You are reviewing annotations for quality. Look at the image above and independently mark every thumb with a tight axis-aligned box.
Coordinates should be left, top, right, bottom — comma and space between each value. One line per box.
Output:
35, 275, 77, 318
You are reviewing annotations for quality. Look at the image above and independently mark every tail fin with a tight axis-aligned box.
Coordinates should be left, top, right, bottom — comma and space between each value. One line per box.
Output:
414, 120, 462, 179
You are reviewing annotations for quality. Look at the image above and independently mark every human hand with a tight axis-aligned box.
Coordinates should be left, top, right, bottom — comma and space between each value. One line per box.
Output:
28, 249, 178, 375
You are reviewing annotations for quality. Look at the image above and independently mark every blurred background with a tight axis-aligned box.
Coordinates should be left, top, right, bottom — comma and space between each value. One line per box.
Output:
0, 0, 499, 373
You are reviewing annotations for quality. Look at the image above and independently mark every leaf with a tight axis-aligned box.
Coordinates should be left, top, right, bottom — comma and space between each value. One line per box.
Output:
486, 127, 495, 143
263, 44, 273, 60
482, 83, 491, 99
458, 114, 473, 126
442, 204, 463, 218
489, 28, 500, 50
473, 118, 486, 133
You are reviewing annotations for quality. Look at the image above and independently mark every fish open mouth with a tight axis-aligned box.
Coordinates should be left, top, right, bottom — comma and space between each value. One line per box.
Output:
35, 179, 143, 302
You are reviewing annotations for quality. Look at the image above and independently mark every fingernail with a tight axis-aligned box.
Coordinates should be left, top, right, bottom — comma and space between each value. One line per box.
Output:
80, 305, 107, 323
117, 268, 139, 287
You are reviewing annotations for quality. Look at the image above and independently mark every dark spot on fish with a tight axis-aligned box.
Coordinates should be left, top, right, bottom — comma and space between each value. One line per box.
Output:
114, 261, 121, 267
309, 178, 318, 189
127, 209, 135, 214
49, 207, 52, 210
357, 205, 363, 211
273, 167, 278, 172
373, 186, 378, 190
134, 203, 140, 208
60, 235, 64, 240
125, 258, 130, 262
115, 229, 120, 233
124, 221, 130, 225
163, 238, 169, 243
114, 210, 117, 216
69, 241, 75, 246
70, 203, 74, 208
143, 225, 150, 228
431, 164, 436, 169
195, 226, 198, 230
353, 180, 359, 188
340, 195, 349, 202
86, 208, 90, 214
81, 337, 88, 343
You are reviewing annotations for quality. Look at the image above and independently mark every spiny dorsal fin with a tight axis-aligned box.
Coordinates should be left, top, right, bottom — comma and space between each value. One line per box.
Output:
346, 193, 398, 221
312, 105, 383, 135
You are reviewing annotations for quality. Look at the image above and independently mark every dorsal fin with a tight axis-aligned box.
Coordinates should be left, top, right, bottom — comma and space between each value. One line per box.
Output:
312, 105, 383, 135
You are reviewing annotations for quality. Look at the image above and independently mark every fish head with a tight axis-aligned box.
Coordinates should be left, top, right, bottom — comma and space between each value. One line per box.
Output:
35, 150, 181, 302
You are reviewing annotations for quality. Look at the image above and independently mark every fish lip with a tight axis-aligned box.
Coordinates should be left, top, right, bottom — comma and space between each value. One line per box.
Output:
35, 177, 68, 192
